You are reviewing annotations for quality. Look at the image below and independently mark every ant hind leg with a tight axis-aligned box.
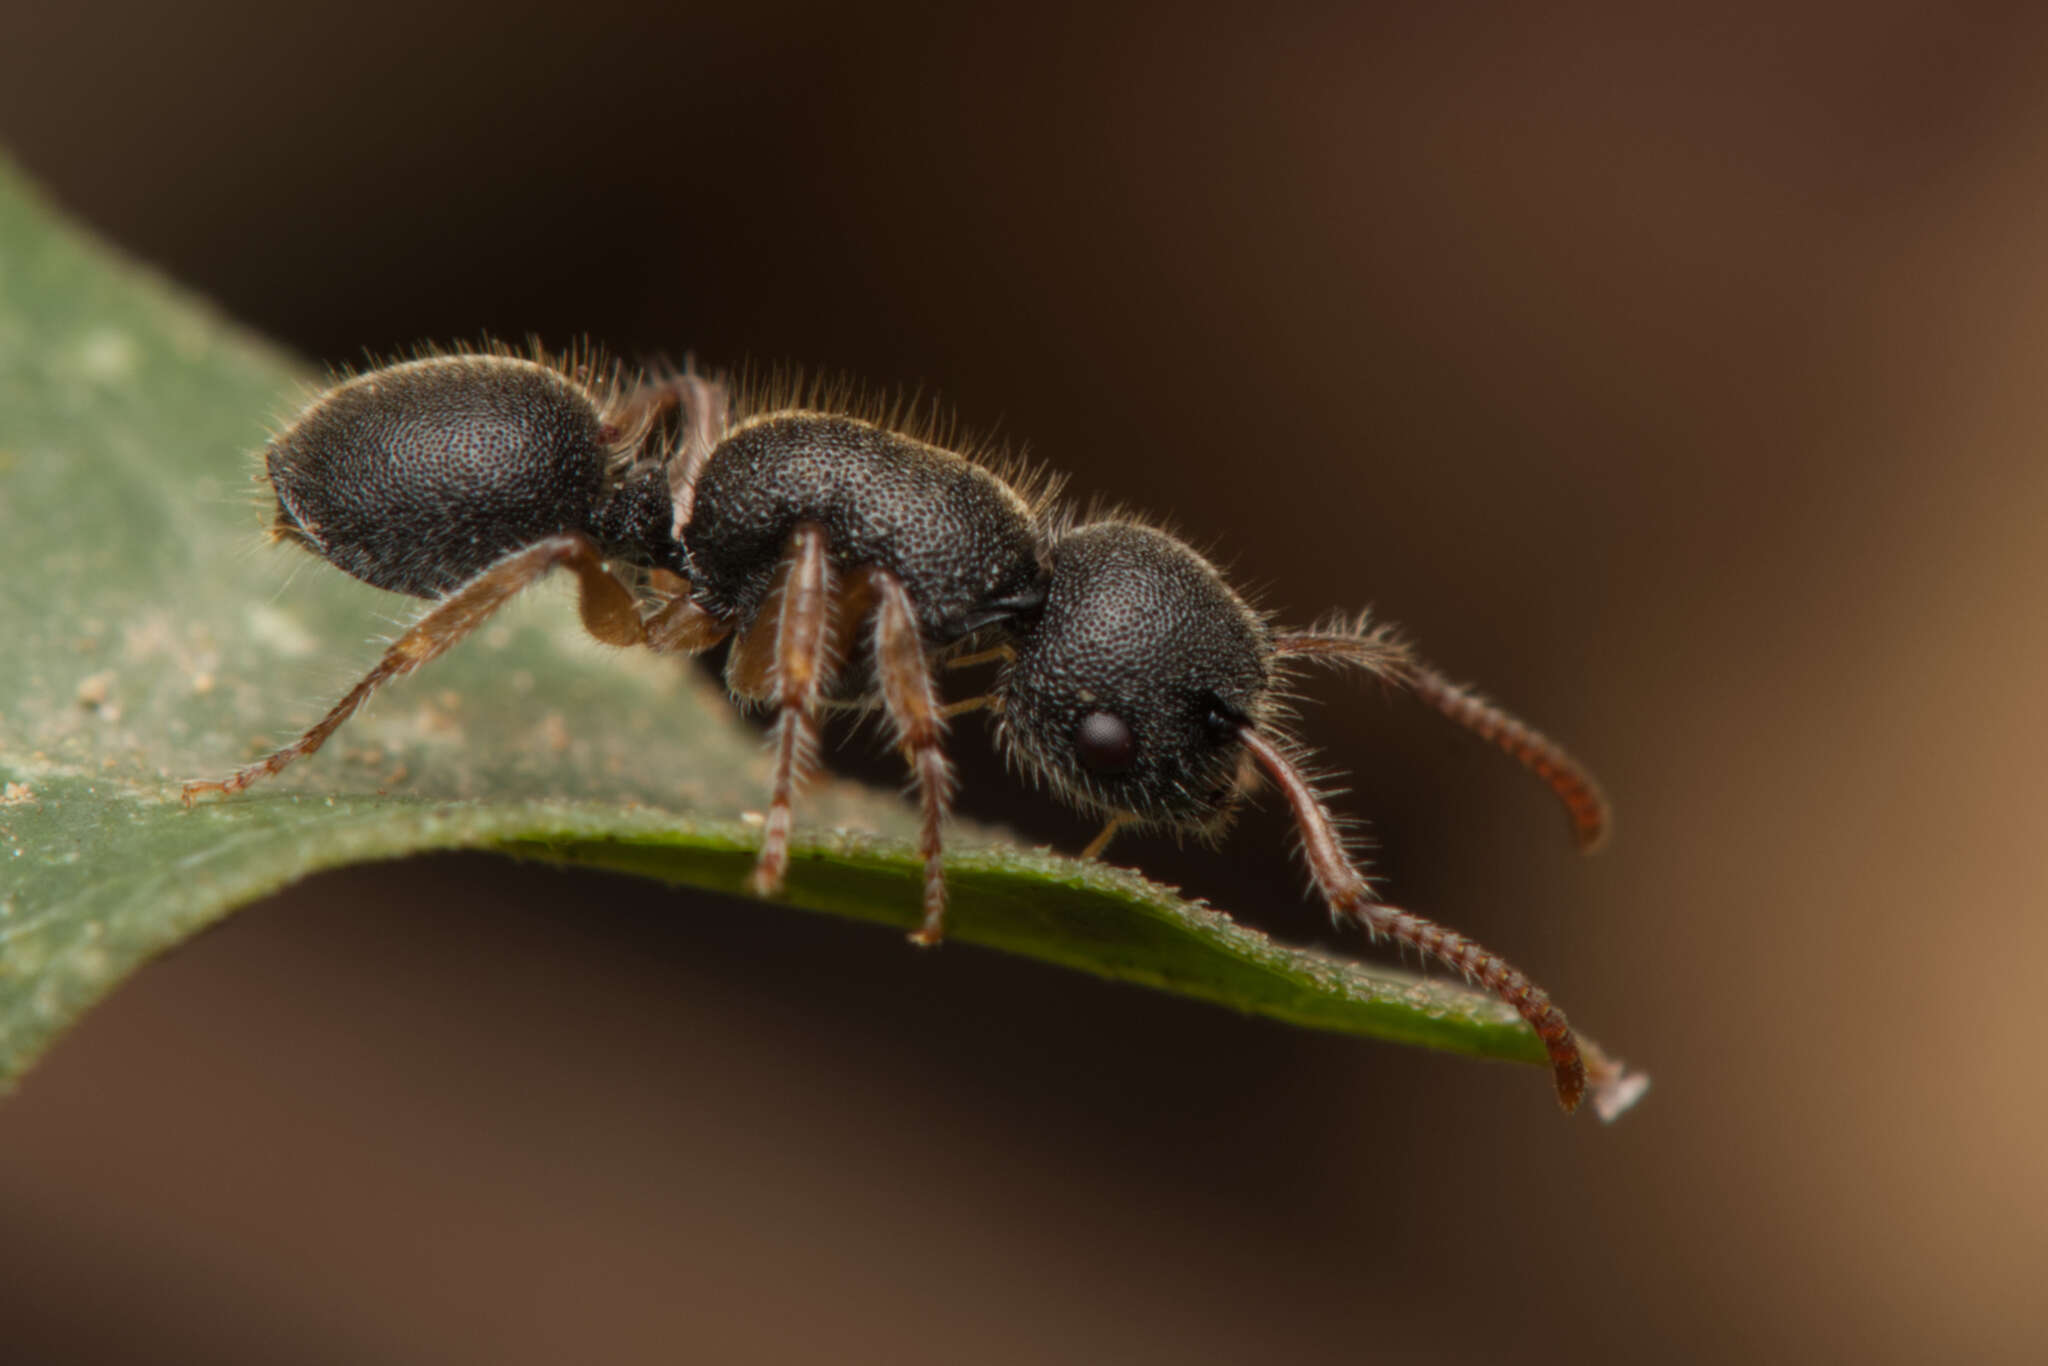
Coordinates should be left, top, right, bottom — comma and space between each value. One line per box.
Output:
183, 532, 657, 806
603, 363, 732, 530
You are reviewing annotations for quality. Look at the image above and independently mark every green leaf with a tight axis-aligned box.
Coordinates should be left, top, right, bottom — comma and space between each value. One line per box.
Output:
0, 157, 1642, 1116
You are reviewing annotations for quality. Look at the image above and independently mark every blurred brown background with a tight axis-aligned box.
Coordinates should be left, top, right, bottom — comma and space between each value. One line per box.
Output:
5, 4, 2046, 1362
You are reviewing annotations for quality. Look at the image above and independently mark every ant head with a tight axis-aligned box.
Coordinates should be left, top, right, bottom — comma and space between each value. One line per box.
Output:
996, 521, 1272, 832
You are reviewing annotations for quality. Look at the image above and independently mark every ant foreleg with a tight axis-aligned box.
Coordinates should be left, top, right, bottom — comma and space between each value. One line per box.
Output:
941, 644, 1016, 672
1078, 817, 1124, 861
608, 363, 731, 530
183, 532, 651, 806
667, 366, 730, 529
598, 361, 731, 532
871, 570, 955, 945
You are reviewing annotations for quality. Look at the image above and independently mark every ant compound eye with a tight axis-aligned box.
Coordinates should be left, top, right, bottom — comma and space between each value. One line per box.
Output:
1074, 711, 1138, 774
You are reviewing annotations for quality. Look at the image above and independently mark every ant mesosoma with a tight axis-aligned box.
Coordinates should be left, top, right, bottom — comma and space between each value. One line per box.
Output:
186, 345, 1626, 1113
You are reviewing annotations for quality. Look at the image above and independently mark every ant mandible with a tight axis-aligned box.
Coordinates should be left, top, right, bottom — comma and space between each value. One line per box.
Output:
185, 345, 1620, 1112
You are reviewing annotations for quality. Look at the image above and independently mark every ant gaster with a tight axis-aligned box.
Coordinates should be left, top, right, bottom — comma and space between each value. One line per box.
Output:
186, 347, 1630, 1114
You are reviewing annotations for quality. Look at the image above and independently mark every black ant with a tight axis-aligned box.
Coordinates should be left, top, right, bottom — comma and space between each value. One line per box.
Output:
186, 346, 1633, 1114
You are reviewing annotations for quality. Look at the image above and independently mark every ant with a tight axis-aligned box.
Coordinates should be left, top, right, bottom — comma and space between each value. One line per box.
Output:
186, 345, 1630, 1113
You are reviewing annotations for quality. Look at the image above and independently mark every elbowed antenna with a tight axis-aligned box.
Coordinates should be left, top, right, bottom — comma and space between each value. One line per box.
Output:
1234, 725, 1588, 1111
1274, 626, 1611, 853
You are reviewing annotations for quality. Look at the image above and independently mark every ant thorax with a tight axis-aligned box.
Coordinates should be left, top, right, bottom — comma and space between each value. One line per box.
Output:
679, 412, 1046, 645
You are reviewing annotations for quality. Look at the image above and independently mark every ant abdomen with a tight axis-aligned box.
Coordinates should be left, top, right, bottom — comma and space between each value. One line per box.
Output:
265, 354, 678, 598
681, 412, 1046, 643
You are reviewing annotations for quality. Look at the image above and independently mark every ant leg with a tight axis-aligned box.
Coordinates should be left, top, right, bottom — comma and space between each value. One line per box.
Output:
1079, 817, 1124, 860
642, 569, 732, 655
941, 644, 1016, 672
871, 570, 955, 945
183, 532, 654, 805
667, 367, 730, 529
600, 363, 731, 531
725, 540, 869, 706
827, 568, 880, 673
1235, 725, 1589, 1112
741, 524, 836, 898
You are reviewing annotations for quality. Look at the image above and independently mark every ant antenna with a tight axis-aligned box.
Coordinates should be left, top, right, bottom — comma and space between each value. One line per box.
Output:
1275, 627, 1610, 852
